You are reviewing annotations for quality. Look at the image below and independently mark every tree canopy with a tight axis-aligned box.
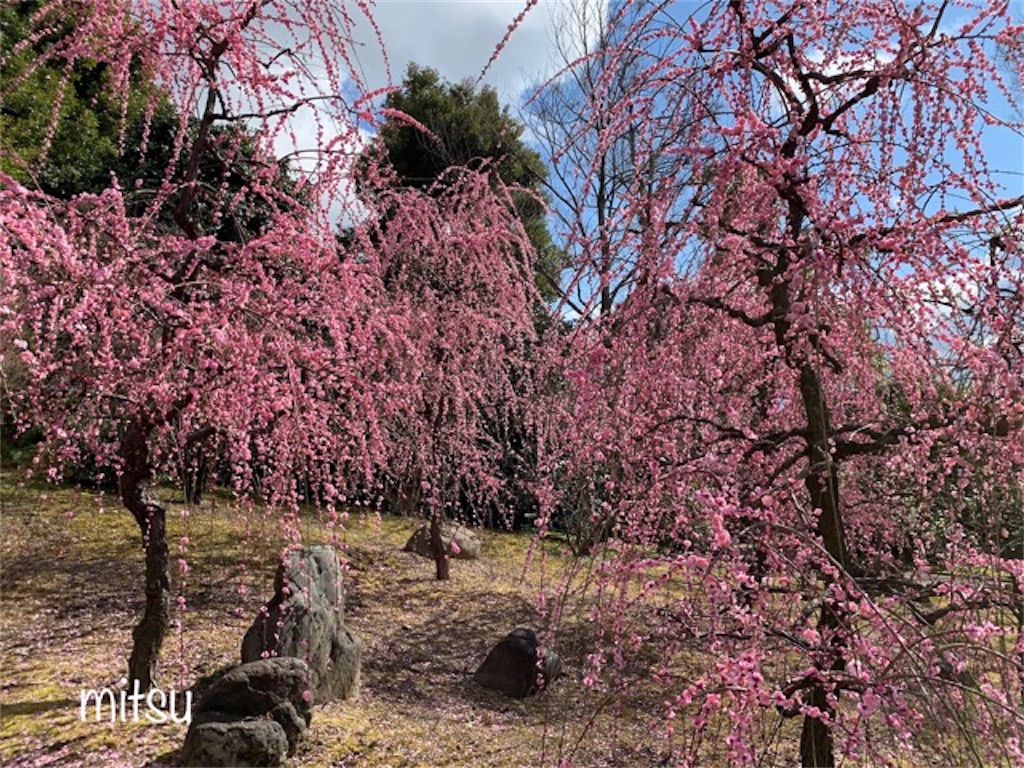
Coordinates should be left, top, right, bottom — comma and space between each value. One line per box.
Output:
0, 0, 151, 197
532, 2, 1024, 765
2, 0, 537, 690
371, 63, 563, 300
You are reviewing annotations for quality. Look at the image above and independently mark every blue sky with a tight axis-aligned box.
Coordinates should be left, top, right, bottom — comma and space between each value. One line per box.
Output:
283, 0, 1022, 265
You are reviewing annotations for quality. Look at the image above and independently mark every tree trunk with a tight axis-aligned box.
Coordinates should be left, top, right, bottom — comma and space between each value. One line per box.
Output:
430, 509, 450, 581
182, 438, 208, 505
799, 363, 849, 571
796, 362, 850, 768
120, 420, 171, 693
398, 473, 420, 517
769, 261, 851, 767
799, 679, 834, 768
1014, 576, 1024, 708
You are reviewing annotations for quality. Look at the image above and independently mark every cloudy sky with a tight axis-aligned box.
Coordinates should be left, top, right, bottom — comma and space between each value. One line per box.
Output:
262, 0, 1019, 222
260, 0, 604, 188
259, 0, 606, 221
346, 0, 598, 106
342, 1, 1020, 200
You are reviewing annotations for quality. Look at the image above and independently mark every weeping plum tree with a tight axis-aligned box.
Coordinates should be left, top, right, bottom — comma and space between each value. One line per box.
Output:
345, 160, 538, 581
535, 0, 1024, 765
1, 0, 536, 690
353, 65, 547, 576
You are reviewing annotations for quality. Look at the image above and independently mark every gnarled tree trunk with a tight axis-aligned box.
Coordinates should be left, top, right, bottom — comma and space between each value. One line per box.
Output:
120, 419, 171, 692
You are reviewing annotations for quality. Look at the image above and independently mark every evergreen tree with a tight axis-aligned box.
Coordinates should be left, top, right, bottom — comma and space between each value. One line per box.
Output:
371, 63, 564, 300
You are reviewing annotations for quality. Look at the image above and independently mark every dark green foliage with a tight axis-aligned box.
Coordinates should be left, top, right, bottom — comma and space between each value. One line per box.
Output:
372, 64, 565, 300
2, 2, 299, 241
380, 65, 538, 189
117, 109, 304, 243
1, 1, 151, 197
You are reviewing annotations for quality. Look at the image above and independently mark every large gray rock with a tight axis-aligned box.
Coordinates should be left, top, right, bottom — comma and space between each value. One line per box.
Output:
473, 628, 562, 698
241, 546, 362, 703
181, 715, 290, 767
404, 522, 481, 560
180, 657, 312, 767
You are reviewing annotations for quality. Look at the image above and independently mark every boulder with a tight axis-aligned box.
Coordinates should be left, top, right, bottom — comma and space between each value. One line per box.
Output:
403, 522, 481, 560
180, 657, 312, 767
241, 546, 362, 703
181, 720, 288, 765
181, 716, 290, 767
473, 627, 563, 698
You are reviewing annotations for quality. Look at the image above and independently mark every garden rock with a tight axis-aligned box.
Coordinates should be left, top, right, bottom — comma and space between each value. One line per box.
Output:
181, 715, 290, 767
241, 545, 362, 702
180, 657, 312, 767
473, 627, 562, 698
403, 522, 482, 560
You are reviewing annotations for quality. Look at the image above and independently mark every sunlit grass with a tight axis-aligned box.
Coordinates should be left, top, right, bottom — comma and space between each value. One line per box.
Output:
8, 475, 1010, 766
0, 476, 677, 767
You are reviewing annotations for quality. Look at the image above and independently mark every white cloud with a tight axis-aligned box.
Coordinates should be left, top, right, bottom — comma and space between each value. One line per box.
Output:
246, 1, 609, 166
214, 1, 605, 226
348, 0, 600, 104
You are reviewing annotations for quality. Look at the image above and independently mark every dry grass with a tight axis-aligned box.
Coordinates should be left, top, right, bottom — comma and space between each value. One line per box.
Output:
5, 477, 1014, 767
0, 477, 676, 767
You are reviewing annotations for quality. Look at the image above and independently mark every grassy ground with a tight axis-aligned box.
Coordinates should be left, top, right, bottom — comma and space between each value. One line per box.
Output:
0, 477, 671, 767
